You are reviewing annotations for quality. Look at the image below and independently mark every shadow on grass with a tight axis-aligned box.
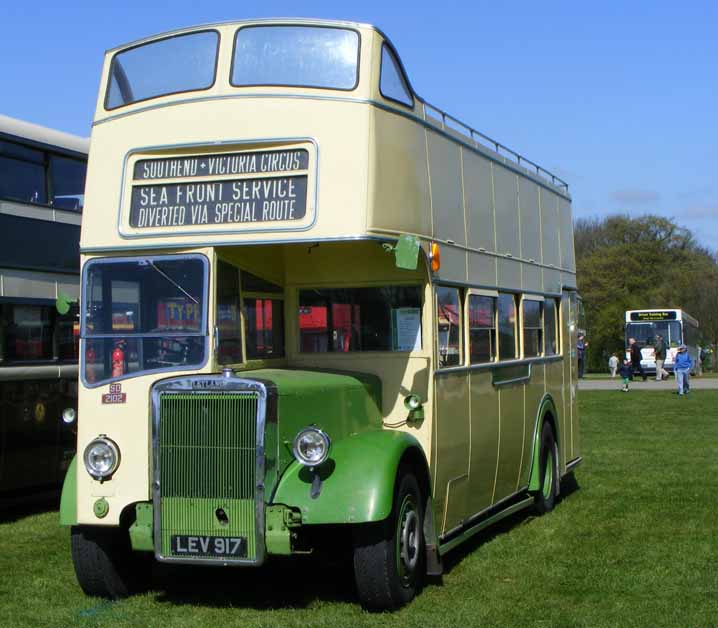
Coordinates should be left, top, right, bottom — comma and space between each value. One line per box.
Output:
151, 553, 357, 609
434, 473, 581, 579
147, 477, 581, 609
0, 489, 60, 524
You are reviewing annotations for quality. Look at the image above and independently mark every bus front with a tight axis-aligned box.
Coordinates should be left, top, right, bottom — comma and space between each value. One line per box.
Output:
624, 309, 683, 372
65, 20, 434, 608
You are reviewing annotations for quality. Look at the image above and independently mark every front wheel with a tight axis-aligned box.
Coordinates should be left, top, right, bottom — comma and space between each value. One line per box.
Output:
71, 525, 151, 599
352, 469, 425, 611
533, 422, 558, 515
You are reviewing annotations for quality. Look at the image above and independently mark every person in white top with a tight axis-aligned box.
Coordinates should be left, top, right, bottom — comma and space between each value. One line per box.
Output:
608, 353, 619, 377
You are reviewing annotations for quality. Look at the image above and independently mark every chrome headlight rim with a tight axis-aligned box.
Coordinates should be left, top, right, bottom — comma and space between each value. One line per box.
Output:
83, 436, 120, 480
292, 427, 331, 468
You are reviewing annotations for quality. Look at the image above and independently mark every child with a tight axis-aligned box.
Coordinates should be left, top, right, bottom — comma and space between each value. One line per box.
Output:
618, 358, 633, 392
608, 353, 619, 377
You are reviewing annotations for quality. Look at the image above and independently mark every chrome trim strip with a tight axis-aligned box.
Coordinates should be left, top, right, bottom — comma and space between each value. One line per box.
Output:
115, 136, 320, 240
565, 456, 583, 474
80, 233, 392, 254
493, 365, 532, 388
151, 374, 268, 567
434, 354, 563, 377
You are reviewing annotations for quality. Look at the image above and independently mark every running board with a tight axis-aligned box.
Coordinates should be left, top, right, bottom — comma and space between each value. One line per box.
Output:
438, 496, 534, 556
565, 456, 583, 474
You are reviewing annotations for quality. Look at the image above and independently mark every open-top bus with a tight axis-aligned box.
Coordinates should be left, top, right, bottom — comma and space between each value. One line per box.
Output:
0, 114, 86, 498
625, 309, 699, 374
61, 19, 581, 610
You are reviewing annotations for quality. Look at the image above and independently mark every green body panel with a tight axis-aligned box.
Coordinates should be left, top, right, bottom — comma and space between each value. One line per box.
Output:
528, 395, 559, 491
161, 497, 257, 558
129, 502, 154, 551
265, 505, 301, 555
59, 456, 77, 526
242, 368, 383, 499
158, 391, 259, 560
272, 429, 425, 524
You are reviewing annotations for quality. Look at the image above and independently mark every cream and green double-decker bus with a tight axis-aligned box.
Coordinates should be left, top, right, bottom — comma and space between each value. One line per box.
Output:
62, 18, 581, 610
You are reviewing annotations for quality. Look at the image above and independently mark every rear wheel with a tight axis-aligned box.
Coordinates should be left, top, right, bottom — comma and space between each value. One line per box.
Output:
533, 422, 558, 515
71, 525, 151, 599
353, 469, 425, 611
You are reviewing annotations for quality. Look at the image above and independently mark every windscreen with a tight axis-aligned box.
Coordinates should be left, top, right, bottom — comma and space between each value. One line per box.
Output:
106, 31, 218, 109
83, 256, 207, 384
232, 26, 359, 90
625, 321, 682, 347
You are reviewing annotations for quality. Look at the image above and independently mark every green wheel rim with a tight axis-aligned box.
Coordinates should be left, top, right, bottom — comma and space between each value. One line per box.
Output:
395, 493, 420, 587
542, 446, 554, 500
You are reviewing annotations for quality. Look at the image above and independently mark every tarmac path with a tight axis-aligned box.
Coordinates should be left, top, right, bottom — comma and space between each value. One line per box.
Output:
579, 377, 718, 391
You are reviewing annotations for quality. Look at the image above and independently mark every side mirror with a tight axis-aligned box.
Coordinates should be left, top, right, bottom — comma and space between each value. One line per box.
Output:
391, 234, 420, 270
56, 291, 76, 315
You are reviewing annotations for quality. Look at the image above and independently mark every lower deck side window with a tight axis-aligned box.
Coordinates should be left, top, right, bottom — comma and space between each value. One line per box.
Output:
436, 287, 461, 367
299, 286, 422, 353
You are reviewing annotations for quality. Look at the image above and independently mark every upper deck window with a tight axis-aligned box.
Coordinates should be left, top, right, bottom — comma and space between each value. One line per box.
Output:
105, 31, 219, 110
380, 44, 413, 107
231, 26, 359, 90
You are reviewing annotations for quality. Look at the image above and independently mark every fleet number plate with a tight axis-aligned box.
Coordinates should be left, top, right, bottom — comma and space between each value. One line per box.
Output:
170, 535, 247, 558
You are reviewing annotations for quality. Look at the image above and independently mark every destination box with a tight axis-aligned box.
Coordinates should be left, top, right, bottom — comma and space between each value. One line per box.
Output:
129, 175, 308, 229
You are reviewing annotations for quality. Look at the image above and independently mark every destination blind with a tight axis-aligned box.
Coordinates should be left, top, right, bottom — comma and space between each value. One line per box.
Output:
128, 148, 309, 229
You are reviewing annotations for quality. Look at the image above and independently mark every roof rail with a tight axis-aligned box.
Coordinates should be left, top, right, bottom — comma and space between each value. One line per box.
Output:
419, 99, 569, 192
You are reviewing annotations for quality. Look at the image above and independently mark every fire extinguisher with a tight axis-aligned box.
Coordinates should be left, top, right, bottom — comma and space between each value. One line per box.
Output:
112, 343, 125, 378
86, 344, 96, 383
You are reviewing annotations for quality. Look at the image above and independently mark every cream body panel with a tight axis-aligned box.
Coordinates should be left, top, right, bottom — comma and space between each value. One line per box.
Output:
463, 151, 495, 253
427, 133, 465, 246
468, 370, 500, 514
493, 386, 525, 501
433, 371, 470, 535
82, 98, 371, 251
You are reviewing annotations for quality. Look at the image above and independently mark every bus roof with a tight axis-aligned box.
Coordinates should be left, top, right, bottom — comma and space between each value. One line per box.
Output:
0, 113, 89, 156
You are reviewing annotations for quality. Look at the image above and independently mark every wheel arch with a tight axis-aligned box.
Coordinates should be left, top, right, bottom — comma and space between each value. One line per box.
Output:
272, 429, 431, 525
527, 394, 561, 493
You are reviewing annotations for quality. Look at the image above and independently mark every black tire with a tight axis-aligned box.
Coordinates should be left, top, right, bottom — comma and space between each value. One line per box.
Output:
71, 525, 151, 599
533, 422, 558, 515
353, 469, 425, 611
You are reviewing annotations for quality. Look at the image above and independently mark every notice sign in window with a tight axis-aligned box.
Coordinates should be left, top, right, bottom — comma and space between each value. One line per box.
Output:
128, 148, 309, 229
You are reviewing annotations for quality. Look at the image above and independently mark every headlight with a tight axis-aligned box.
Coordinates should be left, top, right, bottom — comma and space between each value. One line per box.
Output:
292, 427, 331, 467
83, 436, 120, 480
62, 408, 77, 424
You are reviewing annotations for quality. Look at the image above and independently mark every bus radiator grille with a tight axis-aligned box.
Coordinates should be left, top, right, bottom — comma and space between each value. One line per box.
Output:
158, 392, 259, 561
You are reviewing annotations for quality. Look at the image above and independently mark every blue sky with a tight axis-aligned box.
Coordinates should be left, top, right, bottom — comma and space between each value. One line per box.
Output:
2, 1, 716, 250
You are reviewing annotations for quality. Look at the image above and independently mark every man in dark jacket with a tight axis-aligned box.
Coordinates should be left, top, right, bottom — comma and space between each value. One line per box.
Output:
629, 337, 647, 381
577, 334, 588, 379
654, 333, 668, 381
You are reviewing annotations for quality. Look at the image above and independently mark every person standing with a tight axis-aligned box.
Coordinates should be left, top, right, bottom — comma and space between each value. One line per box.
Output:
608, 353, 619, 377
654, 334, 669, 381
577, 334, 588, 379
619, 358, 633, 392
629, 337, 647, 381
674, 344, 693, 396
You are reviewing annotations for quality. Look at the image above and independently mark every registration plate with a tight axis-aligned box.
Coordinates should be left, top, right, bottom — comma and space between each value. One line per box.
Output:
170, 535, 247, 558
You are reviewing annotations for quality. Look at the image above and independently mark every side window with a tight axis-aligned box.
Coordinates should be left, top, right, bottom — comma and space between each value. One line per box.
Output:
544, 298, 559, 356
468, 294, 496, 364
379, 44, 413, 107
0, 303, 77, 362
522, 299, 543, 358
241, 270, 285, 360
216, 260, 243, 364
436, 287, 461, 367
497, 293, 518, 360
0, 140, 48, 205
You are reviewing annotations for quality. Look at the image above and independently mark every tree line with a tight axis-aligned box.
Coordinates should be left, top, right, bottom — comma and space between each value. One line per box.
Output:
575, 214, 718, 372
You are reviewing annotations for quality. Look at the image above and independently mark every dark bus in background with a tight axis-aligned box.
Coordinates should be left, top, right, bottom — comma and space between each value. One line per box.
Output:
0, 114, 87, 498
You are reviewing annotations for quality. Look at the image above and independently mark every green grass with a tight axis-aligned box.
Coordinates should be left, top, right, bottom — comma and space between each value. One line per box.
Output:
2, 391, 717, 627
